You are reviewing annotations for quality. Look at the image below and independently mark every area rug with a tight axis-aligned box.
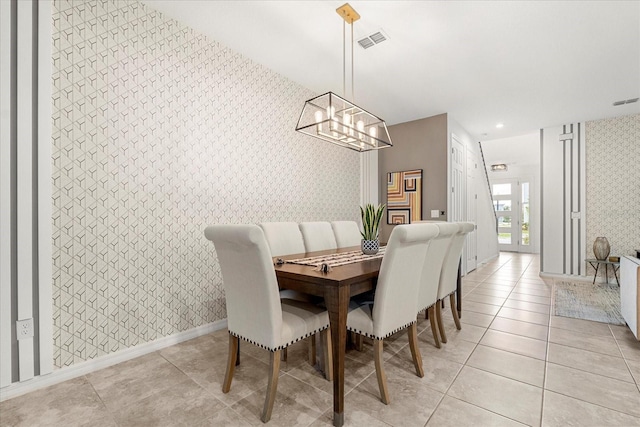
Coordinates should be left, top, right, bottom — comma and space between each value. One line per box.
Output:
553, 281, 625, 325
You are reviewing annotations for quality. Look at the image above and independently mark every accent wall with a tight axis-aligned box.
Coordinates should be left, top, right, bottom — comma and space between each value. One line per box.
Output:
50, 0, 360, 368
585, 114, 640, 264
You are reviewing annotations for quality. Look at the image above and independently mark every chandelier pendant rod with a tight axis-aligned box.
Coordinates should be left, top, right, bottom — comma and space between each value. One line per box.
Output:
351, 20, 354, 103
343, 20, 346, 99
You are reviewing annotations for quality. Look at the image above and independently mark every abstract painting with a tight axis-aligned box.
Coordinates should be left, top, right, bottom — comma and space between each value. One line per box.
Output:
387, 169, 422, 224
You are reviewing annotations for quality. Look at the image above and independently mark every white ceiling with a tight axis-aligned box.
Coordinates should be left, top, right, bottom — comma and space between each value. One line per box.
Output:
481, 132, 540, 169
142, 0, 640, 141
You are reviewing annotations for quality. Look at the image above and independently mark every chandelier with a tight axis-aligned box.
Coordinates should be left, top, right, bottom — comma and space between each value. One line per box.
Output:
295, 3, 393, 152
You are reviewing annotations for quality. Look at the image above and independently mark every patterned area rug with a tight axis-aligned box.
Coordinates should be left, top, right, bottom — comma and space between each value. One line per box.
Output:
553, 281, 625, 325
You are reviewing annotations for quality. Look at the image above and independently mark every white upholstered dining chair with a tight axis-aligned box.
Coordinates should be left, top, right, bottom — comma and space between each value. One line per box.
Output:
204, 224, 332, 423
299, 221, 337, 252
346, 223, 440, 404
417, 222, 459, 348
330, 220, 362, 248
435, 222, 475, 343
259, 222, 306, 257
259, 221, 324, 366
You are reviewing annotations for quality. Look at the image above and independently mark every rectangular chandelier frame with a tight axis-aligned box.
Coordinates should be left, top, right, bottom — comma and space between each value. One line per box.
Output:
295, 92, 393, 152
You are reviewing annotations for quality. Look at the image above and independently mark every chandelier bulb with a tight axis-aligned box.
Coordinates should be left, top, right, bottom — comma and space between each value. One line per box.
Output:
314, 110, 323, 132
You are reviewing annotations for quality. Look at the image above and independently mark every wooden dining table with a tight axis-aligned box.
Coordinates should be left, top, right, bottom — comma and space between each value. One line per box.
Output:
273, 246, 462, 427
274, 246, 380, 427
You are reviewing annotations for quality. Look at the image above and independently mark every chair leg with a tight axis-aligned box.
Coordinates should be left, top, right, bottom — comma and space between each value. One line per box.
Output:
308, 335, 317, 366
450, 293, 462, 330
322, 329, 333, 381
262, 349, 281, 423
355, 333, 364, 351
373, 339, 390, 405
222, 335, 239, 393
436, 300, 447, 343
427, 306, 441, 348
281, 347, 288, 362
407, 323, 424, 378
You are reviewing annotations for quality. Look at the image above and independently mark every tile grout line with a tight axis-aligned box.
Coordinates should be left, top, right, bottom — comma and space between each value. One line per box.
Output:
540, 273, 555, 427
426, 254, 538, 426
608, 323, 640, 394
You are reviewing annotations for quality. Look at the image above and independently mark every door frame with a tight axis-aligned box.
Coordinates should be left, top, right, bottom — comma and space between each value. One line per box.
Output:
491, 177, 534, 253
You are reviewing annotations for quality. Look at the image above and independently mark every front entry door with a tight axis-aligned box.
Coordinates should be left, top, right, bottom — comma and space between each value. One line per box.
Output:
492, 179, 532, 252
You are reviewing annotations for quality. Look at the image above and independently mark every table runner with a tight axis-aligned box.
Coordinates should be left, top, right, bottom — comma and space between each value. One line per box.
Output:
286, 247, 386, 268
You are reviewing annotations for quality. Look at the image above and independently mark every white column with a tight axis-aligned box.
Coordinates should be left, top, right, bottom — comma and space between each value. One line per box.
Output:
360, 150, 379, 207
38, 0, 53, 377
0, 0, 14, 389
16, 0, 35, 381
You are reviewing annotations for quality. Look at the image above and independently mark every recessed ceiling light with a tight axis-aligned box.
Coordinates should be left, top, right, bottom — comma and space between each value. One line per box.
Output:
496, 123, 504, 129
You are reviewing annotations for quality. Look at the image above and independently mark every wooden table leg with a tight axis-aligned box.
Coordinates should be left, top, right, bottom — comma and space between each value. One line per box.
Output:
592, 262, 599, 284
324, 285, 349, 427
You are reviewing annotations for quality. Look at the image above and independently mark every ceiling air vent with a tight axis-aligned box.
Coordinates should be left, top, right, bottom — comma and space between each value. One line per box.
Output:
613, 97, 639, 106
369, 31, 386, 44
357, 37, 375, 49
357, 29, 389, 49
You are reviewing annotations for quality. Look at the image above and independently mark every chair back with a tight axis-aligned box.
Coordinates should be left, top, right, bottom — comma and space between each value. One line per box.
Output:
372, 223, 440, 338
204, 225, 283, 349
299, 221, 338, 252
331, 221, 362, 248
418, 222, 459, 312
437, 222, 475, 299
259, 222, 306, 257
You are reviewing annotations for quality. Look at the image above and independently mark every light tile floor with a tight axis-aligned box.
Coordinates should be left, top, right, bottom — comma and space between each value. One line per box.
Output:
2, 253, 640, 426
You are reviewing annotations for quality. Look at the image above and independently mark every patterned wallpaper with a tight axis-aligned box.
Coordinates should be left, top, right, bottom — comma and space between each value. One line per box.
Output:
51, 0, 360, 368
586, 114, 640, 266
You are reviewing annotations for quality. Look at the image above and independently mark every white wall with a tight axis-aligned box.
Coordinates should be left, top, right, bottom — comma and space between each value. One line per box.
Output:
448, 116, 499, 268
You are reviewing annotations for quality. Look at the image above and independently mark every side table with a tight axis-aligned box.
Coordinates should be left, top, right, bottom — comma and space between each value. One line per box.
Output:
586, 258, 620, 286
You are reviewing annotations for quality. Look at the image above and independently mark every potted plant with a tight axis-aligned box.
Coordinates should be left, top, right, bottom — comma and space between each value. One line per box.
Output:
360, 203, 385, 255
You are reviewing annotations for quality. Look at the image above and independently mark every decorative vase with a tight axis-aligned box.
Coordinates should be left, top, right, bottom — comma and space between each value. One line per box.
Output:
361, 239, 379, 255
593, 237, 610, 260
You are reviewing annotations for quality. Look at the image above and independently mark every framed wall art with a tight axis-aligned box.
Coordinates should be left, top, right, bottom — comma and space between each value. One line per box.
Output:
387, 169, 422, 224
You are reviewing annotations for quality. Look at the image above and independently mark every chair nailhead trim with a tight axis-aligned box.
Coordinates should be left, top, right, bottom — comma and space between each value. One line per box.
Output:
346, 320, 417, 340
228, 325, 329, 352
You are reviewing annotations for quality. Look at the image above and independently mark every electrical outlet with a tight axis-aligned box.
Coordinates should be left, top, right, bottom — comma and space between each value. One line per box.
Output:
16, 319, 33, 340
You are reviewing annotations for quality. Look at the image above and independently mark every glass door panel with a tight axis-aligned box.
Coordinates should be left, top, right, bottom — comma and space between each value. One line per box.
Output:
491, 179, 533, 252
521, 182, 530, 246
492, 179, 517, 251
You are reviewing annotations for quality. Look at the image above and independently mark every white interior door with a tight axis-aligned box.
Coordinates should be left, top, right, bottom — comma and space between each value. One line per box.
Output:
466, 150, 477, 272
451, 136, 465, 223
450, 135, 466, 271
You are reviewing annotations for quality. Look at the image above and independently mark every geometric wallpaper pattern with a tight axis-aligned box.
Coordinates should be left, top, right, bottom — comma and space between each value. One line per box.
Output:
585, 113, 640, 269
51, 0, 359, 368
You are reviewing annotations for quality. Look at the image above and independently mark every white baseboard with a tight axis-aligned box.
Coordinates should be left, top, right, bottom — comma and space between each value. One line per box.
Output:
0, 319, 227, 402
473, 253, 499, 270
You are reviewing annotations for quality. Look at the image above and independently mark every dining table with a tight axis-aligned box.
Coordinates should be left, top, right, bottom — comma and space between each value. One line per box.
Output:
273, 246, 462, 427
